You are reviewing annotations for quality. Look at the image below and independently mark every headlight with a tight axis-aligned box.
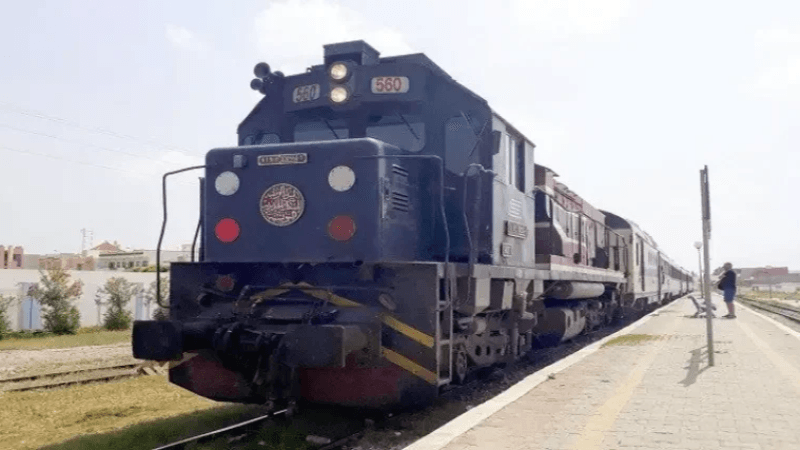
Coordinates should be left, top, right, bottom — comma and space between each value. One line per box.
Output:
215, 171, 240, 196
328, 165, 355, 192
329, 62, 348, 81
330, 86, 349, 103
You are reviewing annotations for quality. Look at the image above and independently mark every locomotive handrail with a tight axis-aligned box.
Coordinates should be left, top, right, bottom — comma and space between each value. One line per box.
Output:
190, 177, 205, 263
357, 154, 453, 308
461, 163, 494, 306
156, 165, 207, 309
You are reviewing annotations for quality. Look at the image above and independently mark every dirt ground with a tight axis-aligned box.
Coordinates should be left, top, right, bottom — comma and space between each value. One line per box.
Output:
0, 343, 139, 379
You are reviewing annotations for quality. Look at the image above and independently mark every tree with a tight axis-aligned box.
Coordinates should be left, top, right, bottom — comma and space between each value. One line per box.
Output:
28, 267, 83, 334
0, 294, 16, 339
146, 276, 170, 321
96, 277, 140, 330
134, 265, 168, 273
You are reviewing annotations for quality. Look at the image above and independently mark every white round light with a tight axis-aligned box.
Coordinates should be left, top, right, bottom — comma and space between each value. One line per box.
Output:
215, 171, 240, 196
328, 165, 355, 192
330, 86, 349, 103
329, 63, 348, 81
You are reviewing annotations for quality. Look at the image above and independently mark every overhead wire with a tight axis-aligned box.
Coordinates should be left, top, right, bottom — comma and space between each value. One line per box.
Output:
0, 144, 198, 186
0, 101, 189, 153
0, 122, 192, 164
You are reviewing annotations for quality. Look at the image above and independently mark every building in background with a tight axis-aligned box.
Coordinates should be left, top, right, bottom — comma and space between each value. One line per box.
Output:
736, 266, 789, 281
735, 266, 800, 293
37, 253, 95, 271
0, 245, 24, 269
95, 249, 191, 271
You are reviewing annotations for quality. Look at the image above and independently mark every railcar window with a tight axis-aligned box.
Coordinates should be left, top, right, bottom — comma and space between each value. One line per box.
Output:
516, 141, 525, 192
294, 119, 348, 141
242, 133, 280, 145
367, 114, 425, 153
256, 133, 280, 144
506, 134, 517, 188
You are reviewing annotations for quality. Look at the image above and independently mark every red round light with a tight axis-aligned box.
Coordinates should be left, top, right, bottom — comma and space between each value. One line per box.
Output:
215, 218, 240, 243
216, 275, 235, 292
328, 215, 356, 241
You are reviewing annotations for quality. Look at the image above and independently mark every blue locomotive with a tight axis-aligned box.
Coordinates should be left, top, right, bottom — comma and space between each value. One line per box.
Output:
133, 41, 693, 409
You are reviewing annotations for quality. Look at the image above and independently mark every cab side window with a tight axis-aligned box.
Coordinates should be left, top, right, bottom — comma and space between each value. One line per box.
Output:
445, 116, 478, 174
499, 132, 525, 192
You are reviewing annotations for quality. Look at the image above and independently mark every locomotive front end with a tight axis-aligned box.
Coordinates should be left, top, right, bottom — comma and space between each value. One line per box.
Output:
133, 137, 442, 408
204, 138, 428, 264
133, 39, 496, 409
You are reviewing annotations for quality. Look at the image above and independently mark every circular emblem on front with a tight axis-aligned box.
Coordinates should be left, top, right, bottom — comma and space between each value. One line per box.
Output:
260, 183, 305, 227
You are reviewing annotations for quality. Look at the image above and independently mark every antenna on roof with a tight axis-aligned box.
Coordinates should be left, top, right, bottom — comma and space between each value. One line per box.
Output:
81, 228, 94, 256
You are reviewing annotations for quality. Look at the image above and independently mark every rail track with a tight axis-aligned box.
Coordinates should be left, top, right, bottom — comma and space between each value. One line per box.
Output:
152, 409, 287, 450
128, 298, 680, 450
0, 362, 159, 393
739, 296, 800, 324
151, 406, 364, 450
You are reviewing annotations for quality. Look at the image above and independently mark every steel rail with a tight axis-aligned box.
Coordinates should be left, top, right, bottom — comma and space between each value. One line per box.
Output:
0, 363, 140, 384
0, 363, 144, 392
151, 409, 287, 450
739, 297, 800, 324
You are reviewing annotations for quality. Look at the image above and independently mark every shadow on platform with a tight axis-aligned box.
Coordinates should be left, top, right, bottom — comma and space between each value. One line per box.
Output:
680, 346, 711, 387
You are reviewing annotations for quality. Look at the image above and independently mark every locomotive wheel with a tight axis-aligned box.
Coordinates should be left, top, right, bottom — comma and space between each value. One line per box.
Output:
453, 346, 469, 385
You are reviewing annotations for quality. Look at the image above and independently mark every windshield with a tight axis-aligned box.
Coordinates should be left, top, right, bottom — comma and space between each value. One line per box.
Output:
294, 119, 349, 141
366, 114, 425, 152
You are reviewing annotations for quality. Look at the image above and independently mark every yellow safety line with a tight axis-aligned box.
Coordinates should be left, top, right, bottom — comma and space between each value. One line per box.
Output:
381, 347, 438, 385
571, 316, 679, 450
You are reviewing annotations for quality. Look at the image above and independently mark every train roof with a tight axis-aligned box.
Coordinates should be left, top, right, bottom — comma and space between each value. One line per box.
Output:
535, 164, 560, 177
238, 41, 548, 151
600, 210, 658, 248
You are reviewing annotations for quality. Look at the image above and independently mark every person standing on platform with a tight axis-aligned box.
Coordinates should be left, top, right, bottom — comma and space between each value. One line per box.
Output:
718, 262, 737, 318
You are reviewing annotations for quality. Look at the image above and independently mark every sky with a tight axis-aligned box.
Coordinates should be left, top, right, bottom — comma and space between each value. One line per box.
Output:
0, 0, 798, 273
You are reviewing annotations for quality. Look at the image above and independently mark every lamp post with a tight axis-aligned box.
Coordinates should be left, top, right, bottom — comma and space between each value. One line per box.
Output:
694, 242, 703, 298
761, 267, 774, 299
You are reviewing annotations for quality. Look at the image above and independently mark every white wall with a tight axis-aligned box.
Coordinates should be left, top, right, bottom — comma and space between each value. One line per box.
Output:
0, 270, 163, 331
747, 283, 800, 294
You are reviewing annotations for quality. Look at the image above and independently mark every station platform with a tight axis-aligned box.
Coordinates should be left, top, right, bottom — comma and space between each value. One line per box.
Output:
405, 294, 800, 450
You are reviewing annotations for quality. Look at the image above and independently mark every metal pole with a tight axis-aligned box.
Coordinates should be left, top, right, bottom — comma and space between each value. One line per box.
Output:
700, 166, 714, 366
769, 277, 772, 299
697, 247, 703, 298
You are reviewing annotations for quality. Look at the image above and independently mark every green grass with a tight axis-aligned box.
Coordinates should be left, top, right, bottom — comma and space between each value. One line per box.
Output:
0, 328, 131, 350
602, 334, 663, 347
1, 375, 243, 450
38, 403, 273, 450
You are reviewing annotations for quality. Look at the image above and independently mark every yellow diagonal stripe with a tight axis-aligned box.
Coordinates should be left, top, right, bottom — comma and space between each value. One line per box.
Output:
251, 288, 290, 301
381, 347, 438, 385
297, 282, 361, 307
249, 282, 435, 349
381, 314, 435, 348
